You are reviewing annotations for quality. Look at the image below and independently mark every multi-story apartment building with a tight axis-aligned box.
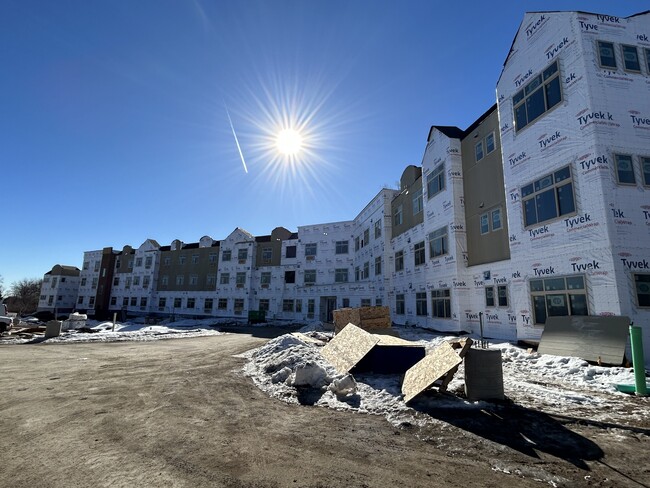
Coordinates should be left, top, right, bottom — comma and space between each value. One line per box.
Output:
46, 9, 649, 364
37, 265, 81, 315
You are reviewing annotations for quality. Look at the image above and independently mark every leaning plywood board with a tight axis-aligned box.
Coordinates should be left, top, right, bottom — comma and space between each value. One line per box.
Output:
402, 342, 462, 404
538, 316, 630, 365
321, 323, 379, 374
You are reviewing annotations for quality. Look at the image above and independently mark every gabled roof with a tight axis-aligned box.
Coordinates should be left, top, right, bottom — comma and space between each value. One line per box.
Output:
428, 125, 464, 141
462, 104, 498, 138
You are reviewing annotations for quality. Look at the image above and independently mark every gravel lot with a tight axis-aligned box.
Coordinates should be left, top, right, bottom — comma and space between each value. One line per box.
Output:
1, 328, 648, 488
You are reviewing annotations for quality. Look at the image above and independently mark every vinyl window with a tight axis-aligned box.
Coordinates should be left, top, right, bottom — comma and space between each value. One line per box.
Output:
285, 246, 296, 258
431, 289, 451, 318
642, 157, 650, 186
427, 163, 445, 198
521, 165, 575, 227
375, 256, 382, 275
394, 250, 404, 272
485, 132, 495, 154
204, 298, 213, 311
428, 226, 448, 258
396, 294, 405, 315
621, 44, 641, 72
238, 248, 248, 260
634, 274, 650, 307
305, 243, 317, 257
485, 285, 508, 307
234, 299, 244, 313
614, 154, 636, 185
304, 269, 316, 285
412, 188, 423, 215
282, 300, 294, 312
416, 292, 427, 316
513, 60, 561, 132
475, 141, 484, 162
374, 220, 382, 239
335, 268, 349, 283
222, 250, 231, 261
530, 274, 588, 324
335, 241, 349, 254
394, 205, 403, 226
414, 241, 425, 266
597, 41, 617, 69
218, 299, 227, 310
220, 273, 230, 285
260, 272, 271, 285
363, 262, 370, 280
236, 272, 246, 286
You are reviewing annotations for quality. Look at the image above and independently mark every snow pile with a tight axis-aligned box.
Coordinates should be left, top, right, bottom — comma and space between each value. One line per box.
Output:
0, 318, 224, 345
244, 327, 649, 429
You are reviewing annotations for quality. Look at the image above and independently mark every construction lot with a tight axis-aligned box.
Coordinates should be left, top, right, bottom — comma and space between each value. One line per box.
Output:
1, 328, 649, 488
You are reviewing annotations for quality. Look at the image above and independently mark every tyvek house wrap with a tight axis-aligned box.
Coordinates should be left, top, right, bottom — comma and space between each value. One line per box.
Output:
496, 11, 650, 366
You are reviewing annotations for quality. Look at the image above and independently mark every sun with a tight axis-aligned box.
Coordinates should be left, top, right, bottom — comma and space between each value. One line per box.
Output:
276, 128, 303, 156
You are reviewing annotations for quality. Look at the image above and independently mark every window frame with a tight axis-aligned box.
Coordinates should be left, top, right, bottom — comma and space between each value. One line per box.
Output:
335, 240, 349, 254
374, 256, 382, 275
634, 273, 650, 308
415, 292, 428, 316
597, 40, 617, 69
428, 226, 448, 258
305, 243, 317, 257
394, 250, 404, 272
521, 165, 576, 228
220, 273, 230, 285
334, 268, 349, 283
485, 285, 508, 308
475, 140, 484, 162
641, 156, 650, 187
414, 241, 425, 266
394, 204, 403, 226
395, 294, 405, 315
431, 289, 451, 318
412, 188, 423, 215
530, 274, 588, 325
621, 44, 641, 72
374, 219, 382, 239
304, 269, 316, 285
260, 272, 271, 285
614, 154, 636, 185
513, 60, 562, 132
485, 132, 496, 154
427, 163, 445, 199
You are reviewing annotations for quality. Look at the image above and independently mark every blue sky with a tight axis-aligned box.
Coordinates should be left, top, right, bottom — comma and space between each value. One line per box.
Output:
1, 0, 648, 290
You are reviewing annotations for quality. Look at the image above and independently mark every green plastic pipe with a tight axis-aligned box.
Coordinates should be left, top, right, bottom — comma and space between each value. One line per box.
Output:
630, 326, 647, 396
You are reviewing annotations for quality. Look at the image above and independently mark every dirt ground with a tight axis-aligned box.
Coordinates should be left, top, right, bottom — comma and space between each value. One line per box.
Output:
1, 327, 648, 488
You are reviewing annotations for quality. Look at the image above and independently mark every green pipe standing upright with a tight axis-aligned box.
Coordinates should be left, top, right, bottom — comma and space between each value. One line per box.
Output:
629, 325, 647, 396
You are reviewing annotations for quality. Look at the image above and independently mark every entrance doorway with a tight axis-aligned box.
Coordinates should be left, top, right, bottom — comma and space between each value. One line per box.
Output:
319, 296, 337, 322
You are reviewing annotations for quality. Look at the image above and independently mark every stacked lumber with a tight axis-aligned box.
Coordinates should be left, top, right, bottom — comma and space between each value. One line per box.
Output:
332, 306, 391, 334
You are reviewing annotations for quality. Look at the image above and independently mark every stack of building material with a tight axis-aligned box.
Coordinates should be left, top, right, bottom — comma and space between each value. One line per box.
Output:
332, 306, 391, 334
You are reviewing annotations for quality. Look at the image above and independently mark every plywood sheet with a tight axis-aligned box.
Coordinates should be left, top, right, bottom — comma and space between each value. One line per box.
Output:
402, 342, 462, 404
375, 335, 420, 347
538, 315, 630, 365
321, 323, 379, 374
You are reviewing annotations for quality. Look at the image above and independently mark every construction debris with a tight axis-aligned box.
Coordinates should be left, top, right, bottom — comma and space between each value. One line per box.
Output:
332, 306, 391, 334
321, 323, 379, 374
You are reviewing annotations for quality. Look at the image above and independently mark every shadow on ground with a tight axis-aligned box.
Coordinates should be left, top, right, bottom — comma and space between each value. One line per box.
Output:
410, 394, 604, 470
215, 324, 303, 339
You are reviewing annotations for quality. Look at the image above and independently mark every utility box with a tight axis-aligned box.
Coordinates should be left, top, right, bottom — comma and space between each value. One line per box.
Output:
464, 348, 504, 401
45, 320, 62, 338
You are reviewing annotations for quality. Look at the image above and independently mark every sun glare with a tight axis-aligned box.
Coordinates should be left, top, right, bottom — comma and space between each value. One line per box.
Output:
276, 128, 303, 156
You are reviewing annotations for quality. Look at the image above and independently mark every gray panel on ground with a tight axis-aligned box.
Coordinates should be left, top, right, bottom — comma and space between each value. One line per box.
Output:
320, 323, 379, 374
537, 315, 630, 365
402, 342, 462, 404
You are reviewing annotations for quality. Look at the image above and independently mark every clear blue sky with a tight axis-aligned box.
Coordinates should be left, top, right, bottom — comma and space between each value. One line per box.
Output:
1, 0, 648, 289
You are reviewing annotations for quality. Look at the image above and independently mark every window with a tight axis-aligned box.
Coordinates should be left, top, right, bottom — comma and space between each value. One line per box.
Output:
176, 275, 184, 286
394, 205, 403, 226
143, 276, 150, 288
414, 241, 425, 266
91, 277, 98, 289
236, 272, 246, 286
355, 236, 360, 251
113, 276, 120, 286
530, 275, 588, 324
234, 299, 244, 314
643, 157, 650, 186
395, 250, 404, 271
307, 299, 315, 318
130, 297, 137, 307
427, 163, 445, 198
486, 132, 495, 154
189, 275, 198, 286
238, 248, 248, 260
305, 243, 317, 257
335, 268, 349, 283
174, 297, 182, 308
94, 261, 100, 272
475, 141, 484, 162
133, 276, 140, 286
46, 296, 53, 306
492, 209, 502, 231
218, 298, 227, 310
375, 256, 382, 275
261, 248, 272, 262
206, 274, 216, 286
634, 274, 650, 307
260, 272, 271, 285
285, 270, 296, 284
363, 228, 370, 246
429, 227, 448, 258
335, 241, 348, 254
204, 298, 213, 311
513, 60, 561, 132
363, 261, 370, 280
375, 298, 382, 306
61, 277, 66, 283
597, 40, 617, 69
178, 256, 186, 265
614, 154, 636, 185
110, 296, 117, 306
361, 299, 372, 307
140, 297, 147, 308
187, 298, 195, 309
78, 296, 83, 305
480, 214, 490, 234
159, 297, 167, 308
486, 285, 508, 307
304, 269, 316, 285
375, 220, 382, 238
222, 249, 231, 261
522, 165, 575, 227
283, 300, 294, 312
621, 45, 641, 72
295, 300, 302, 313
191, 254, 199, 265
258, 299, 270, 312
645, 48, 650, 73
128, 259, 133, 269
416, 292, 427, 316
83, 261, 89, 270
164, 257, 171, 266
285, 246, 296, 258
355, 266, 360, 281
396, 294, 405, 315
89, 297, 96, 307
81, 277, 87, 286
122, 297, 129, 307
209, 253, 218, 263
135, 257, 143, 267
57, 295, 62, 302
431, 289, 451, 318
125, 277, 131, 289
161, 275, 169, 286
220, 273, 230, 285
115, 258, 121, 269
412, 188, 423, 215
